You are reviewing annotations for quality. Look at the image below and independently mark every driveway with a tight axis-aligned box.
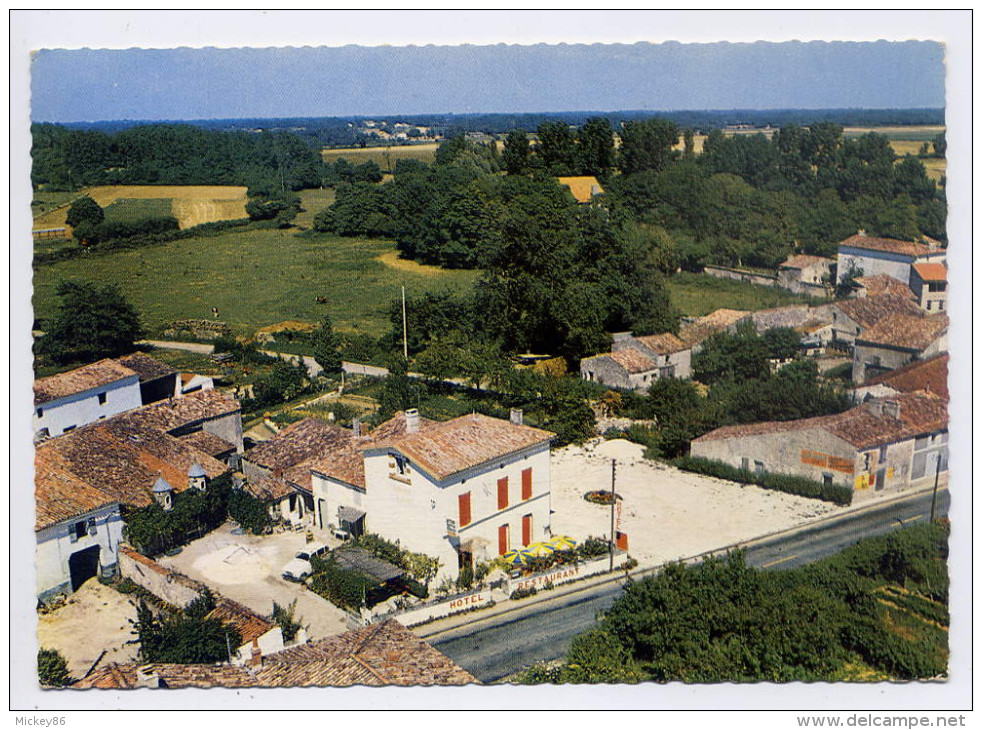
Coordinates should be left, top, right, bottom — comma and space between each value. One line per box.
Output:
157, 524, 351, 640
36, 578, 140, 680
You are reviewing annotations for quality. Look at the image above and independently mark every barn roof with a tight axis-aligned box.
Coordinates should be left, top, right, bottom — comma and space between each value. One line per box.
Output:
853, 275, 917, 300
679, 309, 750, 346
115, 353, 178, 382
34, 450, 118, 531
634, 332, 689, 355
244, 418, 351, 474
838, 234, 943, 258
116, 389, 240, 433
861, 354, 948, 401
857, 313, 947, 351
834, 293, 924, 328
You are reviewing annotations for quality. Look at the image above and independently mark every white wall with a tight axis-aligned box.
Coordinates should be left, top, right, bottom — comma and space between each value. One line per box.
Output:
35, 504, 124, 600
34, 376, 142, 439
230, 626, 285, 666
362, 442, 553, 582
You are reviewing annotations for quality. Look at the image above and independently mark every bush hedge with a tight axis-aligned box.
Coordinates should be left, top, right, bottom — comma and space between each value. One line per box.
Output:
673, 455, 853, 506
124, 478, 232, 557
308, 557, 378, 612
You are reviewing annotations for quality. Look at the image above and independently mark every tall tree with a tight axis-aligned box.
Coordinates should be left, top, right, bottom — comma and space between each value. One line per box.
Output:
65, 195, 104, 228
618, 118, 680, 175
39, 280, 144, 365
311, 314, 342, 374
536, 121, 578, 175
577, 117, 615, 176
502, 129, 530, 175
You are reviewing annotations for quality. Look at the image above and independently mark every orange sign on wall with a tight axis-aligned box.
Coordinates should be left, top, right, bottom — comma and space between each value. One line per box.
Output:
801, 449, 854, 474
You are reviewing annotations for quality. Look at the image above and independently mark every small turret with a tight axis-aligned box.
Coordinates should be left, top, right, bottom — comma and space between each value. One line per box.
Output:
188, 462, 207, 492
152, 476, 174, 511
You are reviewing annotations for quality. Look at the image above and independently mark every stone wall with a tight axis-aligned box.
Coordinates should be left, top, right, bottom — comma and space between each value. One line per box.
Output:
703, 265, 778, 288
118, 545, 207, 609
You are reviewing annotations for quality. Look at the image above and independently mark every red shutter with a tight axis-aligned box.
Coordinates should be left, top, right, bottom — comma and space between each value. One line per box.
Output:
497, 477, 509, 510
498, 524, 510, 555
522, 514, 532, 546
521, 468, 532, 500
458, 492, 471, 527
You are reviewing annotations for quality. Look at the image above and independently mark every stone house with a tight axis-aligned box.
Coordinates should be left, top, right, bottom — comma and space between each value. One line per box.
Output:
908, 262, 948, 313
690, 391, 948, 502
830, 293, 925, 347
853, 353, 948, 403
580, 347, 661, 392
836, 232, 946, 286
776, 254, 834, 297
851, 274, 918, 301
852, 314, 948, 384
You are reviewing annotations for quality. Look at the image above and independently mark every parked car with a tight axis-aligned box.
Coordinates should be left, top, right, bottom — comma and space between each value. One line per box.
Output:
281, 541, 329, 582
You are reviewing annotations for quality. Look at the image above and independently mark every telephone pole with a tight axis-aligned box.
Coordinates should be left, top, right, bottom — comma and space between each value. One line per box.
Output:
401, 285, 409, 361
609, 459, 616, 572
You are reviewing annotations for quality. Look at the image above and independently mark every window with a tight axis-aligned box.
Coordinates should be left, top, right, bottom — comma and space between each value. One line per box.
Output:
394, 455, 408, 475
98, 392, 107, 405
862, 453, 872, 471
741, 457, 750, 472
521, 468, 532, 500
458, 492, 472, 527
37, 428, 50, 439
70, 520, 87, 542
822, 473, 833, 488
878, 445, 887, 462
754, 461, 765, 475
87, 518, 97, 536
497, 477, 509, 510
938, 300, 945, 311
914, 436, 930, 451
35, 407, 43, 419
522, 514, 533, 547
498, 524, 510, 555
925, 301, 932, 311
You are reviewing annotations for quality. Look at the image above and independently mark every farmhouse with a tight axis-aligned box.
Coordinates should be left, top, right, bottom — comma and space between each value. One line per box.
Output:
908, 262, 948, 312
851, 274, 917, 301
312, 409, 554, 582
690, 390, 948, 502
853, 353, 948, 402
776, 254, 834, 297
74, 619, 477, 688
558, 176, 604, 204
580, 331, 692, 391
836, 231, 946, 286
33, 359, 142, 440
852, 314, 948, 384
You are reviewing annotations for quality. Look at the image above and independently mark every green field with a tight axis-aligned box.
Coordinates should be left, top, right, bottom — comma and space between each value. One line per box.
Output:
103, 198, 174, 223
665, 271, 823, 317
321, 143, 440, 172
294, 188, 336, 228
32, 227, 479, 339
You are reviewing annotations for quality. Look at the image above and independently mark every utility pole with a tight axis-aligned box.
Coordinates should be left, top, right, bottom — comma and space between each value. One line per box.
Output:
401, 285, 409, 361
609, 459, 616, 572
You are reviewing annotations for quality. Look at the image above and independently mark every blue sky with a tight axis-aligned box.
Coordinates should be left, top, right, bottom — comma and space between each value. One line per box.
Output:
32, 40, 945, 123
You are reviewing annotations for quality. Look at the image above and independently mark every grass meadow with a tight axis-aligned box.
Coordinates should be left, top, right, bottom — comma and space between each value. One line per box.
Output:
32, 226, 479, 339
320, 143, 440, 172
665, 271, 823, 317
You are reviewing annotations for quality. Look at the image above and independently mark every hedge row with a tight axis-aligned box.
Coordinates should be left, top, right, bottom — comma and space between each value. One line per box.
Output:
673, 455, 853, 506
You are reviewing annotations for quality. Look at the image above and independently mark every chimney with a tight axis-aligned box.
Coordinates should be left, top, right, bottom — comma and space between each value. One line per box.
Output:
136, 665, 161, 688
250, 640, 262, 668
857, 228, 866, 237
883, 401, 901, 419
510, 408, 523, 426
868, 401, 883, 417
405, 409, 419, 434
352, 417, 361, 438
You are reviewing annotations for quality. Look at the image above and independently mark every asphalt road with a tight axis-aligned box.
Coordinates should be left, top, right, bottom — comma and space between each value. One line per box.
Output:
431, 488, 950, 683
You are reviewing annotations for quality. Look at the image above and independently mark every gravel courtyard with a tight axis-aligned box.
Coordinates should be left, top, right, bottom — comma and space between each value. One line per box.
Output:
157, 524, 351, 640
550, 439, 842, 566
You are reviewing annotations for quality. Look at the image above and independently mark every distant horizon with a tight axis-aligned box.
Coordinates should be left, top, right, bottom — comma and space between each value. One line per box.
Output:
31, 41, 945, 124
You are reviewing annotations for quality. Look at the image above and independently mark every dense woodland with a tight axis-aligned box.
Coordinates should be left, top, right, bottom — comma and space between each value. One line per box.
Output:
518, 521, 949, 683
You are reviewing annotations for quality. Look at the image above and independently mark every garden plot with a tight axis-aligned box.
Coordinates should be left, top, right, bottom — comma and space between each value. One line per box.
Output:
549, 439, 842, 567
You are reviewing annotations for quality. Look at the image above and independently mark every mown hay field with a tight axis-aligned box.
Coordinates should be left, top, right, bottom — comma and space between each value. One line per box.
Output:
32, 226, 479, 338
320, 143, 440, 171
32, 185, 249, 231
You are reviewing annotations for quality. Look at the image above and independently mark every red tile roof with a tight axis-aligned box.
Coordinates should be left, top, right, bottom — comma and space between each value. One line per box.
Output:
177, 430, 236, 457
378, 413, 554, 481
245, 418, 351, 474
853, 275, 917, 300
206, 598, 276, 645
911, 262, 948, 282
679, 309, 750, 346
241, 475, 294, 502
634, 332, 688, 355
115, 353, 178, 381
780, 254, 833, 270
34, 359, 137, 405
117, 389, 240, 433
857, 313, 947, 351
606, 348, 656, 374
34, 450, 117, 531
834, 293, 924, 328
74, 620, 477, 689
838, 234, 943, 258
862, 354, 948, 401
693, 391, 947, 450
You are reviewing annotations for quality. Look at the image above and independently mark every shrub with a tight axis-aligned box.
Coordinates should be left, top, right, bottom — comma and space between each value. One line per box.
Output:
271, 600, 305, 642
673, 455, 853, 506
184, 588, 216, 620
37, 649, 72, 687
308, 557, 378, 612
124, 479, 231, 556
227, 489, 271, 535
511, 585, 538, 600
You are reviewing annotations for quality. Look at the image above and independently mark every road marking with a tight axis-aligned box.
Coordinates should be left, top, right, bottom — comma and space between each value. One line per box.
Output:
904, 514, 924, 523
762, 554, 797, 568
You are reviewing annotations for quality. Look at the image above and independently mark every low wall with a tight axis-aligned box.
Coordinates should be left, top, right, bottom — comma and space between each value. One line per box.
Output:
342, 361, 390, 378
506, 557, 610, 595
385, 587, 496, 628
118, 545, 208, 609
703, 265, 778, 288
